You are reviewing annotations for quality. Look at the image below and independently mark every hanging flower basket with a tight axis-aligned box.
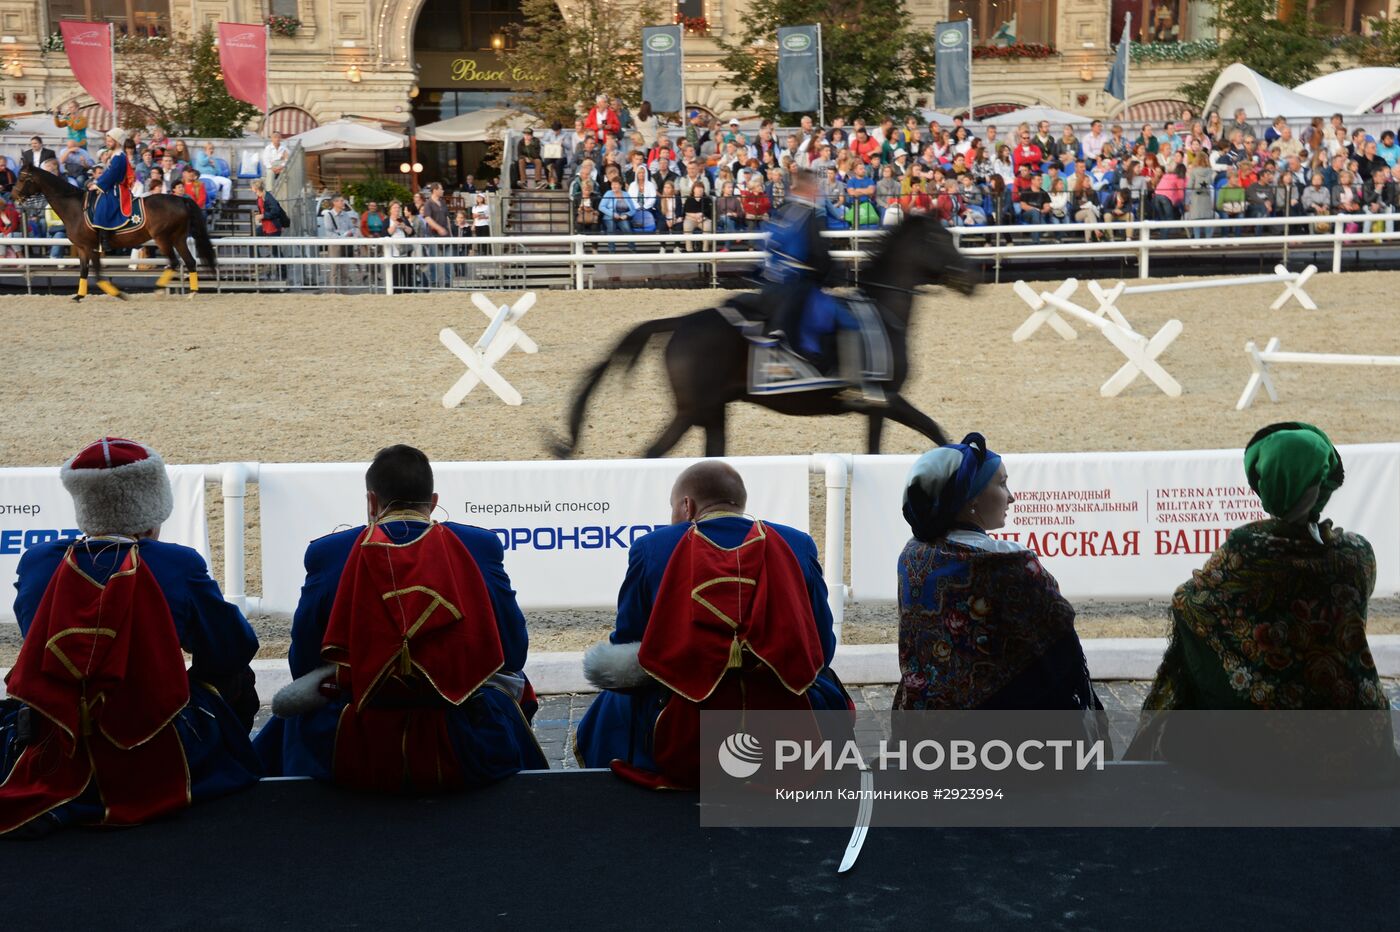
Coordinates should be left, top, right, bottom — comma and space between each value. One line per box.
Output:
972, 43, 1057, 60
675, 14, 709, 36
266, 15, 302, 38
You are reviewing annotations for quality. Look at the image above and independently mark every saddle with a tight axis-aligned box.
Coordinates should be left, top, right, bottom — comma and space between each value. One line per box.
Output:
720, 292, 893, 396
83, 189, 146, 235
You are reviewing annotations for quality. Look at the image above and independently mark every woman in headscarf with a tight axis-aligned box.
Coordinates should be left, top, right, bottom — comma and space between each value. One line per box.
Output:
1132, 423, 1387, 718
894, 433, 1103, 712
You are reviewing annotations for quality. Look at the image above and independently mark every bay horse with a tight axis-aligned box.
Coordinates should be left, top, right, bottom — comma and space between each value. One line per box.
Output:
11, 163, 217, 301
553, 213, 978, 458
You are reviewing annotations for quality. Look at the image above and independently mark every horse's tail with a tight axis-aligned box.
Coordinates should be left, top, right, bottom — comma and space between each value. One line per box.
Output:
550, 316, 685, 459
184, 200, 218, 273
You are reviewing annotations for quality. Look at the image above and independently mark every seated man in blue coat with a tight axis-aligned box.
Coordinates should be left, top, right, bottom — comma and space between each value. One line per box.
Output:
1, 437, 261, 836
576, 460, 852, 788
254, 444, 545, 791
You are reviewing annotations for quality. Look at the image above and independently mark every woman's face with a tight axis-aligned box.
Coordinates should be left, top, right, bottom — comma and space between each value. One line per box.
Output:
961, 464, 1014, 531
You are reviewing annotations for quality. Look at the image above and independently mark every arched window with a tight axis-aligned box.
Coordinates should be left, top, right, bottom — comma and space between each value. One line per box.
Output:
414, 0, 525, 53
47, 0, 171, 37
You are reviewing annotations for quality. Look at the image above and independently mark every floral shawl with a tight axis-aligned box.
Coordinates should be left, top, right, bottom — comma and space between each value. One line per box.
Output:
894, 537, 1101, 711
1138, 519, 1386, 712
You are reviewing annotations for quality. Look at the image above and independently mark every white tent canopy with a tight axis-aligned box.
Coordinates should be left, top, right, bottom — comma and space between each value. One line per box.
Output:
993, 105, 1094, 126
416, 108, 536, 142
292, 119, 406, 152
1203, 64, 1347, 119
1294, 67, 1400, 115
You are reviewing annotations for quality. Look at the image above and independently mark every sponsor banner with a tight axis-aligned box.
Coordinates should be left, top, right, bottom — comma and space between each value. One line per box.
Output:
217, 22, 268, 112
60, 21, 115, 114
777, 25, 821, 114
0, 466, 209, 622
641, 25, 684, 113
850, 445, 1400, 602
257, 456, 810, 614
933, 20, 972, 113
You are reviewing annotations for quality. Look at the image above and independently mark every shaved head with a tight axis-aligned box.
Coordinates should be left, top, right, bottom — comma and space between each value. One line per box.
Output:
670, 461, 747, 523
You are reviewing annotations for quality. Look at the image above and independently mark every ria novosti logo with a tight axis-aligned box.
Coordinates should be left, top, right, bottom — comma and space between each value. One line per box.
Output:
717, 732, 764, 778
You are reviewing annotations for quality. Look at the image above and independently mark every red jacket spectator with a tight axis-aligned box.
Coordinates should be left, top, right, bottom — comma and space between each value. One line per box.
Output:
584, 102, 621, 144
740, 188, 771, 221
182, 177, 208, 209
1012, 142, 1044, 173
850, 133, 880, 164
1011, 172, 1037, 203
646, 143, 678, 168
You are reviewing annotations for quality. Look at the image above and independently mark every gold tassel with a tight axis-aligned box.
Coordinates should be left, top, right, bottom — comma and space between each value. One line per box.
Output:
399, 641, 412, 676
727, 638, 744, 669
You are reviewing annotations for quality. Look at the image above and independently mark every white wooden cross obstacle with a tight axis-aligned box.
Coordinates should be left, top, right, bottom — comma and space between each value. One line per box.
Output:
1236, 337, 1400, 410
1088, 264, 1318, 322
1013, 278, 1184, 398
439, 292, 538, 408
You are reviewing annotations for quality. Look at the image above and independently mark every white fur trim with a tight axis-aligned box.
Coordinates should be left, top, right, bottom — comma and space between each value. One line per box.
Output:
60, 448, 173, 536
271, 663, 337, 718
582, 640, 650, 690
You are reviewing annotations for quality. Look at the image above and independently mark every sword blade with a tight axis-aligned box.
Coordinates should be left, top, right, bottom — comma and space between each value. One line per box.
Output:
837, 768, 874, 874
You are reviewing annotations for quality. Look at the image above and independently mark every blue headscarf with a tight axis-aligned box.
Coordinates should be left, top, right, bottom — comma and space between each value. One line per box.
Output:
902, 433, 1003, 543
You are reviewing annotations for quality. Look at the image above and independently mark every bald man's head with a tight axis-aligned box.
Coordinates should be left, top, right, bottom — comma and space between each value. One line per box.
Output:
670, 461, 747, 524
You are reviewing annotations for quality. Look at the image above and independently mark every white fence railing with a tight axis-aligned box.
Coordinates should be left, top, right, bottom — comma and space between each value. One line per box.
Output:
4, 213, 1400, 291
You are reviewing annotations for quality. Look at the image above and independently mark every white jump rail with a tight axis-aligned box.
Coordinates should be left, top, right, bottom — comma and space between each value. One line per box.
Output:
1088, 264, 1318, 324
1236, 337, 1400, 410
439, 292, 538, 407
1013, 278, 1184, 397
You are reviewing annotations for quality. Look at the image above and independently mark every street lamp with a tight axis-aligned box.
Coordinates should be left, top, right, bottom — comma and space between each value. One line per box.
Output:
491, 33, 504, 51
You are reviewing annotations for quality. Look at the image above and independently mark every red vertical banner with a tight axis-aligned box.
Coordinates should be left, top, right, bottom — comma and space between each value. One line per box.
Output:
59, 20, 115, 115
217, 22, 268, 113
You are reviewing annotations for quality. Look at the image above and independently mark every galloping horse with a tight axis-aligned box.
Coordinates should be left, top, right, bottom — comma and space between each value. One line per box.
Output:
11, 163, 217, 301
553, 213, 978, 458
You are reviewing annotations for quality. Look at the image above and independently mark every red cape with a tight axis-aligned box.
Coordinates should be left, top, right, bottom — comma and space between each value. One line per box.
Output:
321, 521, 504, 792
1, 545, 190, 833
616, 520, 825, 789
639, 520, 824, 702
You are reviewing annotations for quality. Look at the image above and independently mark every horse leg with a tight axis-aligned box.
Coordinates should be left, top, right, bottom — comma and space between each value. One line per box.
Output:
92, 244, 127, 300
644, 414, 695, 459
154, 235, 180, 290
878, 394, 949, 448
74, 249, 89, 302
174, 236, 200, 295
699, 406, 727, 458
866, 413, 886, 454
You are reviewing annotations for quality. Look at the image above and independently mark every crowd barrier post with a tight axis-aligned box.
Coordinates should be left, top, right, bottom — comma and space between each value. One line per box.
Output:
811, 453, 852, 643
1138, 220, 1151, 278
211, 462, 259, 614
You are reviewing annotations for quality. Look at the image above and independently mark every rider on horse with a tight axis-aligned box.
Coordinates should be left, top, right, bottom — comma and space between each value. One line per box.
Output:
762, 169, 884, 404
88, 129, 140, 254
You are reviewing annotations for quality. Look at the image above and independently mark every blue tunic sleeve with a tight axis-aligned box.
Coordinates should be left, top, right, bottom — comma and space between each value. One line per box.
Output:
288, 528, 357, 677
161, 544, 258, 678
448, 524, 529, 673
95, 152, 127, 192
777, 526, 837, 666
610, 538, 658, 645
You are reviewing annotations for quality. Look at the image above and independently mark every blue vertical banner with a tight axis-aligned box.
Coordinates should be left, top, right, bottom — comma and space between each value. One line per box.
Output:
934, 20, 973, 113
777, 25, 822, 114
641, 25, 685, 112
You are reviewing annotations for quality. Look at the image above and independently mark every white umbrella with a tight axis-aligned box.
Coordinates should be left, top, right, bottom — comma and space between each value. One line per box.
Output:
417, 109, 536, 142
993, 105, 1095, 126
293, 118, 406, 152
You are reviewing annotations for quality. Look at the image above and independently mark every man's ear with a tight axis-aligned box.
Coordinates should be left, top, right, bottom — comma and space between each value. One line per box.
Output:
430, 492, 440, 514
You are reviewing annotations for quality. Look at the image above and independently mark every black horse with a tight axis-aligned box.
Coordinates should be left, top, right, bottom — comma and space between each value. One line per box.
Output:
553, 213, 978, 458
12, 163, 217, 301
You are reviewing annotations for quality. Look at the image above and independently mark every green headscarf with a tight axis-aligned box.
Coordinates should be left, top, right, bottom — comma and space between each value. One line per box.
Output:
1243, 422, 1344, 521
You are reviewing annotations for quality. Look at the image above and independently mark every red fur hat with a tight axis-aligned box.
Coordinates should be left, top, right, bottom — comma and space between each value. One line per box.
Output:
59, 437, 173, 536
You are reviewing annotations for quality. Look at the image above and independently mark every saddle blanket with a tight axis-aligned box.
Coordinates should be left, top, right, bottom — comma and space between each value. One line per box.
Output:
84, 189, 146, 234
720, 293, 893, 396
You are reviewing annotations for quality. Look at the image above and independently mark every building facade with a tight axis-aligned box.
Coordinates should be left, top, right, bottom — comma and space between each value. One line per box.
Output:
0, 0, 1393, 169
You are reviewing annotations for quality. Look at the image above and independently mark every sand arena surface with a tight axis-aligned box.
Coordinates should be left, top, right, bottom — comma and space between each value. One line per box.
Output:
2, 272, 1398, 658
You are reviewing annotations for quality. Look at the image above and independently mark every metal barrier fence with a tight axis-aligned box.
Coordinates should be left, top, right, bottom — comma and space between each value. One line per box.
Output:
4, 212, 1400, 293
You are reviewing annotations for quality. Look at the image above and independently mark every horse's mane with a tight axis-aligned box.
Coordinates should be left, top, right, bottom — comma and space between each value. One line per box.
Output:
864, 213, 939, 281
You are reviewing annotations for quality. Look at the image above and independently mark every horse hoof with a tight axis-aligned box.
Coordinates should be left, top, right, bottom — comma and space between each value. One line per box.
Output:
543, 430, 574, 460
72, 295, 84, 304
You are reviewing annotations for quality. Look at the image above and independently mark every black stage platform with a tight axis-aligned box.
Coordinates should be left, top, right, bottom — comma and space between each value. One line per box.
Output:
2, 772, 1395, 930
